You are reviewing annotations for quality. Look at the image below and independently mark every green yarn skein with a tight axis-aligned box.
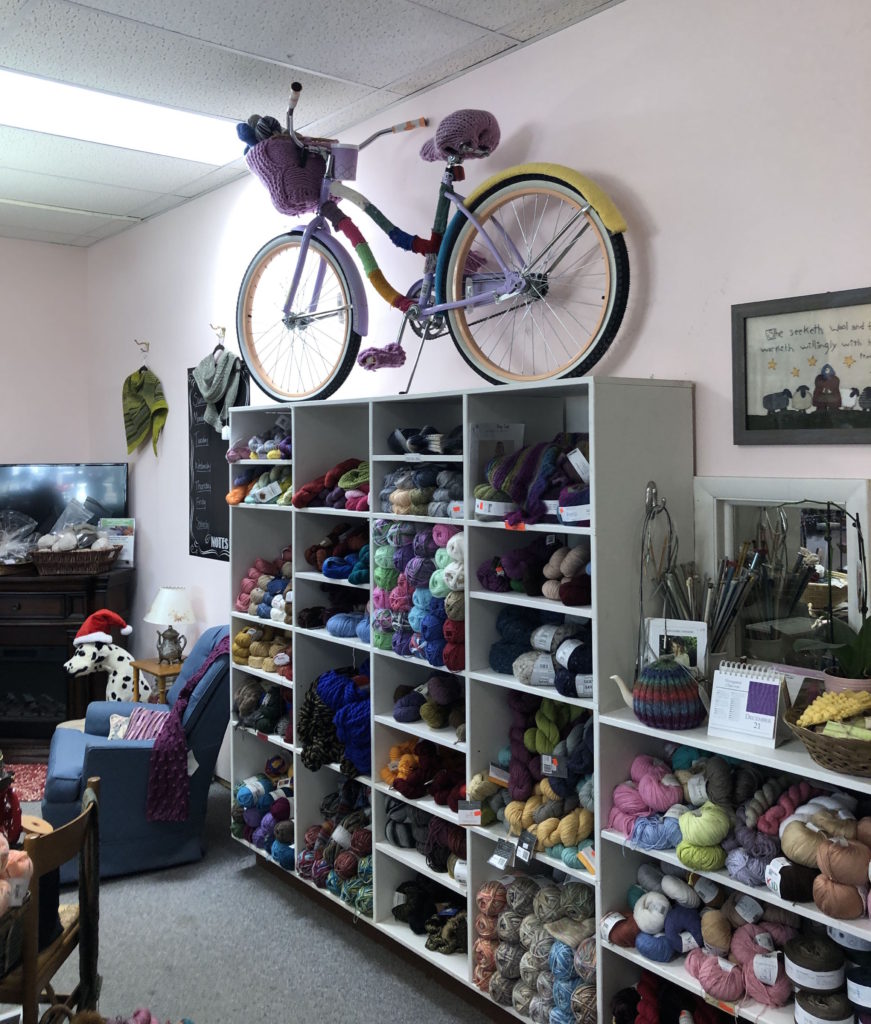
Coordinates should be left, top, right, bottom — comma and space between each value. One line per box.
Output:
675, 839, 727, 872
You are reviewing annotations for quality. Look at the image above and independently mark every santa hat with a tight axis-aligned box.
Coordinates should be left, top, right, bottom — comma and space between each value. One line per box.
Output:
74, 610, 133, 646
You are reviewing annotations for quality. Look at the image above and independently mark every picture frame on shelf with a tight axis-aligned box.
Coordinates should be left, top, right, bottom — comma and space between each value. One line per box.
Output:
731, 286, 871, 445
645, 617, 708, 678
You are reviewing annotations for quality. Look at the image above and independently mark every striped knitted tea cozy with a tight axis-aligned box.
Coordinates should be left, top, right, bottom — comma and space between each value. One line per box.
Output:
633, 657, 706, 730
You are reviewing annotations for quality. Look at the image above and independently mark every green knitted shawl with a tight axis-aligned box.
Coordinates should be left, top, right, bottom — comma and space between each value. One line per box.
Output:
122, 368, 169, 455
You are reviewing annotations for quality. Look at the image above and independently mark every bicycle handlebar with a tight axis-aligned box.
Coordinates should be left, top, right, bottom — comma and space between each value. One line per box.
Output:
288, 82, 303, 110
391, 117, 428, 133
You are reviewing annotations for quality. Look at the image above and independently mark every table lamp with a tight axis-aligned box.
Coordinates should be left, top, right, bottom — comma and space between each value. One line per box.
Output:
143, 586, 196, 664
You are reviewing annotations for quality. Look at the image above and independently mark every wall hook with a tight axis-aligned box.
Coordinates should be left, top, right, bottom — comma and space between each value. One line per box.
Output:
210, 324, 226, 344
134, 338, 150, 354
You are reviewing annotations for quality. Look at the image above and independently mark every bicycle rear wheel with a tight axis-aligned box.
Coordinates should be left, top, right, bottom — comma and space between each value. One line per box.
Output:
440, 173, 629, 384
236, 232, 360, 401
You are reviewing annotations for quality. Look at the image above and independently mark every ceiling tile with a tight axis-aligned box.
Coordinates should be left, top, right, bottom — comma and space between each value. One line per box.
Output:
74, 0, 496, 89
304, 90, 406, 139
411, 0, 575, 33
500, 0, 621, 41
385, 33, 515, 96
0, 166, 160, 216
0, 221, 86, 245
2, 0, 372, 122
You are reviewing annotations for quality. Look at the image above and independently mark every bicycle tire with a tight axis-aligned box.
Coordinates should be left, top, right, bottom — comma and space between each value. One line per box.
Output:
236, 231, 361, 401
438, 172, 629, 384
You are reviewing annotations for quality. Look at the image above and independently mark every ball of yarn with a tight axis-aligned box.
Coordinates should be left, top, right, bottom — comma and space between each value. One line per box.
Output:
533, 885, 564, 924
814, 875, 866, 919
506, 875, 539, 916
511, 981, 536, 1017
638, 772, 685, 813
685, 947, 745, 1002
676, 840, 727, 872
817, 836, 871, 886
607, 914, 641, 948
495, 940, 524, 979
497, 909, 524, 943
637, 862, 665, 893
631, 814, 683, 852
699, 908, 732, 955
742, 957, 792, 1007
784, 935, 846, 992
573, 935, 596, 982
635, 931, 676, 963
477, 880, 508, 916
547, 940, 576, 979
661, 874, 701, 908
663, 905, 703, 953
764, 855, 818, 902
679, 802, 731, 846
795, 990, 854, 1023
488, 972, 517, 1005
570, 984, 597, 1024
633, 891, 670, 934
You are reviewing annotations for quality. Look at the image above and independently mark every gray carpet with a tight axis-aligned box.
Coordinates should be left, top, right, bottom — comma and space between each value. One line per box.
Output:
14, 785, 494, 1024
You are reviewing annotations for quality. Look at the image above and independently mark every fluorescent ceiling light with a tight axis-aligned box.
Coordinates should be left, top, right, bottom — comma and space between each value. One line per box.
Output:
0, 69, 240, 165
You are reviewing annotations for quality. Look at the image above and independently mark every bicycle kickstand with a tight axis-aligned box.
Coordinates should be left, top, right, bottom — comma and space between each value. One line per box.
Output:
397, 312, 427, 395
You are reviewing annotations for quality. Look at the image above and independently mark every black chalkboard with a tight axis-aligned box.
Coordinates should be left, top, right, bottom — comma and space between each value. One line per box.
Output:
188, 366, 249, 560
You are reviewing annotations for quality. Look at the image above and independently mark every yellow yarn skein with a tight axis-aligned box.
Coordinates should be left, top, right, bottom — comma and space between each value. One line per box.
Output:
679, 801, 731, 846
676, 839, 727, 872
505, 802, 526, 836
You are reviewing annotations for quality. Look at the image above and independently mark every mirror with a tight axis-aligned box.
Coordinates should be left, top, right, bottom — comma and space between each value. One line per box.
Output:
693, 477, 870, 667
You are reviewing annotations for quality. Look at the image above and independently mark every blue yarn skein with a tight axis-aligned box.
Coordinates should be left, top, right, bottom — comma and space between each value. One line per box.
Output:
322, 554, 356, 579
626, 884, 646, 910
326, 612, 364, 638
355, 616, 371, 643
334, 700, 371, 773
270, 840, 295, 870
725, 848, 768, 887
670, 745, 703, 771
489, 641, 529, 674
631, 814, 683, 851
663, 905, 703, 953
552, 976, 581, 1012
635, 931, 676, 963
413, 587, 433, 609
409, 607, 427, 632
549, 1010, 575, 1024
421, 612, 447, 642
425, 638, 446, 667
348, 545, 369, 585
548, 941, 576, 980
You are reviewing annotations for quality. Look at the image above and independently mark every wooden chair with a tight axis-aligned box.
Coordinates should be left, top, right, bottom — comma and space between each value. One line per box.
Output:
0, 777, 100, 1024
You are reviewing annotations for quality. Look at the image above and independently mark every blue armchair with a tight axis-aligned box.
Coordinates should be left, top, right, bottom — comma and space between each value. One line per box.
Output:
42, 625, 230, 881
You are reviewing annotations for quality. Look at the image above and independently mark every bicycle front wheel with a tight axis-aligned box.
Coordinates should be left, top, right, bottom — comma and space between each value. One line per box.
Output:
236, 232, 361, 401
441, 174, 629, 384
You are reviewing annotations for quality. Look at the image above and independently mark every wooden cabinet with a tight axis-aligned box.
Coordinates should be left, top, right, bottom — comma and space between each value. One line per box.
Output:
0, 567, 135, 757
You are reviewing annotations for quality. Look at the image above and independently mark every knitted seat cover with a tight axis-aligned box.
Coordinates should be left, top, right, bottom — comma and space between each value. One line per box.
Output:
419, 109, 501, 162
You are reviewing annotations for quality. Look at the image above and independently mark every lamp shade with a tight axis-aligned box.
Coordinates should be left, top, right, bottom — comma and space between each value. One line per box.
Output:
143, 586, 196, 626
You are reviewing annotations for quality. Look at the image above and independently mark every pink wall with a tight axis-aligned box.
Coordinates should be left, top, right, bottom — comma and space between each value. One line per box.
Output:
9, 0, 871, 647
0, 238, 90, 463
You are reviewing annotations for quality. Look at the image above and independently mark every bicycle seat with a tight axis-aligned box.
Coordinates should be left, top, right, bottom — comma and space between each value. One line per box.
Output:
419, 109, 500, 162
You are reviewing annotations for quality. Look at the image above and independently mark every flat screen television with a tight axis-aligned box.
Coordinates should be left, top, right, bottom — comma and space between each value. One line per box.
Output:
0, 463, 129, 535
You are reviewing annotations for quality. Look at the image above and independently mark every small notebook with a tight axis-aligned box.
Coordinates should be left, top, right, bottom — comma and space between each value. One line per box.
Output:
707, 660, 789, 749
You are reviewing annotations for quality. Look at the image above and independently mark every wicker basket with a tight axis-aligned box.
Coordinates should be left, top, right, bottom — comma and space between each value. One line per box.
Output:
0, 898, 26, 979
30, 545, 122, 576
784, 704, 871, 777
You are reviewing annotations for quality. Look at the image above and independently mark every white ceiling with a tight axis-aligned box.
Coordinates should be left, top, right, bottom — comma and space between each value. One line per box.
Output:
0, 0, 621, 247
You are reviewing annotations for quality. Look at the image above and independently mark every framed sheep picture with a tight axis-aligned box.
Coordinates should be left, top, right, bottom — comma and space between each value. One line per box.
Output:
732, 286, 871, 444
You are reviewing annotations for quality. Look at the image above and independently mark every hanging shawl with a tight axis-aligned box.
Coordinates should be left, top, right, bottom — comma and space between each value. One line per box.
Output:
122, 368, 169, 455
192, 349, 242, 433
146, 636, 229, 822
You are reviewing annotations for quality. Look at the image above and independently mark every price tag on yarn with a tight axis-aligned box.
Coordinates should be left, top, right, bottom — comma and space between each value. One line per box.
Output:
599, 911, 625, 942
558, 504, 591, 524
449, 502, 464, 519
693, 876, 718, 905
252, 481, 283, 502
565, 448, 591, 484
541, 754, 568, 779
686, 773, 708, 806
517, 830, 536, 863
735, 894, 763, 923
753, 952, 780, 986
457, 800, 482, 825
543, 500, 559, 517
764, 856, 790, 897
488, 838, 516, 870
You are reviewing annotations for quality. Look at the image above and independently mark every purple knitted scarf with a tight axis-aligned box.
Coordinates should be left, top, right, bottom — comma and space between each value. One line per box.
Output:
146, 635, 229, 822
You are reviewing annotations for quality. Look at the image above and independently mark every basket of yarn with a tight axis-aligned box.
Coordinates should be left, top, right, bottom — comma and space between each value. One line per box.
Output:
612, 657, 706, 731
784, 704, 871, 777
245, 134, 327, 216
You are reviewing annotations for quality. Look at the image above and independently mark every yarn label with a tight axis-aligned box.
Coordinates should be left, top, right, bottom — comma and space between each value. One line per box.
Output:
543, 500, 559, 516
753, 952, 780, 986
393, 891, 407, 908
573, 675, 594, 698
717, 957, 736, 974
532, 625, 560, 652
517, 830, 536, 863
541, 754, 569, 779
686, 773, 708, 806
599, 911, 626, 942
784, 956, 845, 991
530, 654, 556, 687
755, 932, 775, 951
828, 925, 871, 951
734, 894, 763, 923
488, 838, 516, 870
847, 975, 871, 1008
680, 931, 699, 953
450, 502, 464, 519
693, 877, 718, 903
795, 1003, 853, 1024
555, 639, 585, 669
457, 800, 482, 825
565, 447, 591, 483
558, 503, 591, 524
252, 481, 283, 502
475, 499, 516, 517
488, 763, 510, 787
764, 856, 790, 897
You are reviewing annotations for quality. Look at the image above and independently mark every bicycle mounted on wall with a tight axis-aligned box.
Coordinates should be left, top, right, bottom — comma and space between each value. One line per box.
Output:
236, 83, 630, 400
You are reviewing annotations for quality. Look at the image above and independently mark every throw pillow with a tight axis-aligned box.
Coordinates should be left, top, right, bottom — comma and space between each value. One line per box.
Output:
107, 713, 130, 740
125, 705, 170, 741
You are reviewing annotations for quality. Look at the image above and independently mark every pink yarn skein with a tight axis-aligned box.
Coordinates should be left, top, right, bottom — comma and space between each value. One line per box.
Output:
612, 781, 652, 816
630, 755, 670, 783
685, 949, 745, 1003
756, 782, 821, 835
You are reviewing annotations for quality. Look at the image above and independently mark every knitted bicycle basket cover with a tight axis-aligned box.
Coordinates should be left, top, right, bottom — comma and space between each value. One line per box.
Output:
246, 135, 326, 216
632, 657, 706, 730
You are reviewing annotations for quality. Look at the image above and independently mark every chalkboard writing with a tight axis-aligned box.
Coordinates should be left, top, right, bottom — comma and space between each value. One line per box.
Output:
188, 367, 249, 560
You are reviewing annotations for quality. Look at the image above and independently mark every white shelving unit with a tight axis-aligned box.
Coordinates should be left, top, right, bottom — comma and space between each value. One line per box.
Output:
228, 377, 696, 1019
